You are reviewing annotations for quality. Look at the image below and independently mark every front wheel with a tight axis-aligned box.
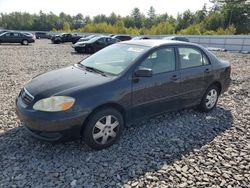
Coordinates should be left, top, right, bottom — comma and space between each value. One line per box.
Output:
83, 108, 124, 150
199, 85, 219, 112
22, 40, 29, 45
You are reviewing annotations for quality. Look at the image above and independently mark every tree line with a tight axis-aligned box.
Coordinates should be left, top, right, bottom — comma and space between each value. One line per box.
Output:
0, 0, 249, 35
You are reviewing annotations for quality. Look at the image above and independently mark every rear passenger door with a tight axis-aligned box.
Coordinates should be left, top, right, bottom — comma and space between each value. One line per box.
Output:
13, 33, 21, 43
178, 46, 212, 108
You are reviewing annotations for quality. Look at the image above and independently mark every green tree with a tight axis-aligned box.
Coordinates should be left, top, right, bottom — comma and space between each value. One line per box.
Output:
178, 24, 201, 35
176, 10, 195, 32
210, 0, 250, 33
131, 8, 143, 28
62, 21, 71, 32
204, 11, 225, 31
145, 6, 156, 28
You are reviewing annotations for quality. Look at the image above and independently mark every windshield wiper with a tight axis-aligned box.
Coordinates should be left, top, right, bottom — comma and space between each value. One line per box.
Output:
83, 65, 107, 77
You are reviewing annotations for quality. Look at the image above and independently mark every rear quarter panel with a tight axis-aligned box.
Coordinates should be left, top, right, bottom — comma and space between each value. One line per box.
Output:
206, 50, 231, 93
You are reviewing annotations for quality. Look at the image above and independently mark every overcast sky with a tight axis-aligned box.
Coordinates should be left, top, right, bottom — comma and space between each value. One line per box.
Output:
0, 0, 212, 17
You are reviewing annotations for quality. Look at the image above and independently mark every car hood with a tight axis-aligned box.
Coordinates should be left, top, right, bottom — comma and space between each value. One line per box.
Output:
25, 65, 111, 98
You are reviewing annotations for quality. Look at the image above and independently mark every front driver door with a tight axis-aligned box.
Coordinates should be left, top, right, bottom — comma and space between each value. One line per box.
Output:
132, 47, 180, 119
94, 38, 107, 51
2, 32, 12, 43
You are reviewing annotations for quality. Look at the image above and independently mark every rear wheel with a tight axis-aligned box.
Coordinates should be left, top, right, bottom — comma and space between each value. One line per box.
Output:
22, 39, 29, 45
83, 108, 124, 150
199, 85, 219, 112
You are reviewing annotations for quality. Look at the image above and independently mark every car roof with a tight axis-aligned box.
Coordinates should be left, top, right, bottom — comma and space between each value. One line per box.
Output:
121, 39, 193, 47
113, 34, 131, 37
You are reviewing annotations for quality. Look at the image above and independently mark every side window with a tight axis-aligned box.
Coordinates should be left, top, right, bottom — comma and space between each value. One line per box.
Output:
179, 47, 203, 69
5, 33, 10, 37
97, 38, 105, 44
14, 33, 19, 37
140, 48, 176, 74
106, 38, 112, 44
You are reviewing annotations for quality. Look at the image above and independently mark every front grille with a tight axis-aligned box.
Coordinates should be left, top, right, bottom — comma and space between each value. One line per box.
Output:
20, 88, 34, 105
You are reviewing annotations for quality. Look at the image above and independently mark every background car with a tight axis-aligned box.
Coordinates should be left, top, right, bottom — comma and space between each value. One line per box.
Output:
51, 33, 83, 44
163, 36, 190, 42
132, 36, 151, 40
72, 36, 120, 53
35, 32, 51, 39
74, 34, 97, 43
0, 30, 8, 34
112, 34, 132, 41
16, 40, 231, 150
0, 31, 35, 45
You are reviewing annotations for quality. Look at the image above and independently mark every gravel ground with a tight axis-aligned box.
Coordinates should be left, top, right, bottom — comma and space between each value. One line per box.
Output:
0, 40, 249, 188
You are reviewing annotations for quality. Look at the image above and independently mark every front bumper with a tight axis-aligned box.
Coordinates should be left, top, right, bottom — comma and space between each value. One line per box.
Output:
16, 95, 89, 142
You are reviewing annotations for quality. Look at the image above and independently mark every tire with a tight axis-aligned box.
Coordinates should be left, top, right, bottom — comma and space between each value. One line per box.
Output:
54, 39, 61, 44
199, 85, 220, 112
21, 40, 29, 45
83, 108, 124, 150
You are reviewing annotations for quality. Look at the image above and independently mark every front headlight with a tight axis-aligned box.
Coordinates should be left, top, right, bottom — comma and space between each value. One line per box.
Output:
33, 96, 75, 112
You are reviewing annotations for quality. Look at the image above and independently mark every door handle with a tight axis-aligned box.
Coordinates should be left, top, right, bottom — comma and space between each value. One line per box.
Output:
171, 75, 179, 81
204, 68, 211, 73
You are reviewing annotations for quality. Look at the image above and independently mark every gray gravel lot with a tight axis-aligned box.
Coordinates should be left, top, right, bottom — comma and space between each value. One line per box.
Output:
0, 40, 249, 187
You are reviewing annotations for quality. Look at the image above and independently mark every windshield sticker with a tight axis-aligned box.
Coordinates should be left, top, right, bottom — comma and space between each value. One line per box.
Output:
128, 47, 144, 52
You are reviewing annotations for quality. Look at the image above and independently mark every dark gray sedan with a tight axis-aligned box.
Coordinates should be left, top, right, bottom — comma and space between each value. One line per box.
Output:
16, 40, 231, 150
0, 31, 35, 45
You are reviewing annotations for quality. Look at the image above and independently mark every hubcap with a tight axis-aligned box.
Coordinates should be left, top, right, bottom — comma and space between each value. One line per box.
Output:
205, 89, 218, 109
92, 115, 119, 145
24, 40, 28, 45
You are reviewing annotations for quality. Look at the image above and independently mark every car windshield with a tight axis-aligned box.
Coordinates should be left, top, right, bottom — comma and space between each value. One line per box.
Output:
86, 35, 96, 39
87, 36, 102, 43
80, 43, 149, 75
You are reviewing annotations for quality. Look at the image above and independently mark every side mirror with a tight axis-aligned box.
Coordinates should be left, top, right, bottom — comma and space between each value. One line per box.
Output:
134, 68, 152, 77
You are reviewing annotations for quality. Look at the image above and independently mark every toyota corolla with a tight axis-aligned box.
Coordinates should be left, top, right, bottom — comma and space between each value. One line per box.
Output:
16, 40, 231, 150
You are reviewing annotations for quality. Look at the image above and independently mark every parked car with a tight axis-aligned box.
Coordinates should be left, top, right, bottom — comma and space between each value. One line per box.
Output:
0, 31, 35, 45
112, 35, 132, 41
74, 34, 97, 43
16, 40, 231, 150
132, 36, 151, 40
0, 30, 8, 34
35, 32, 51, 39
163, 36, 190, 42
72, 36, 120, 53
51, 33, 83, 44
